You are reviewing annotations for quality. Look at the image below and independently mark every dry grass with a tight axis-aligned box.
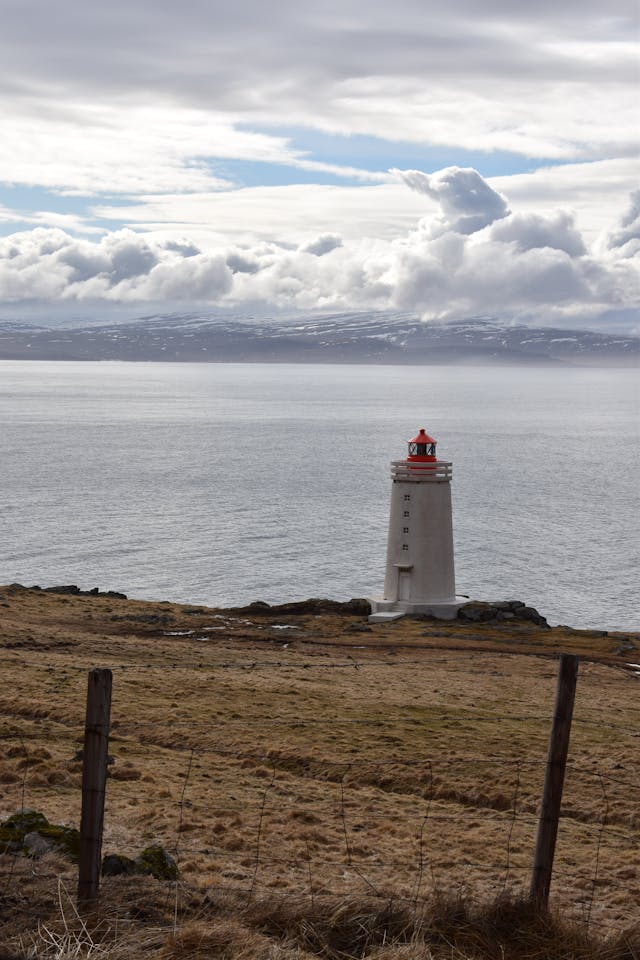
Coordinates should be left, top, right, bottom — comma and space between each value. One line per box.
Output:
2, 861, 638, 960
0, 584, 638, 957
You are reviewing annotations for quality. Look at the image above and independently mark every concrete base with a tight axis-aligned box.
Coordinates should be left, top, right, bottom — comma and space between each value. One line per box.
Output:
368, 597, 464, 623
368, 611, 406, 624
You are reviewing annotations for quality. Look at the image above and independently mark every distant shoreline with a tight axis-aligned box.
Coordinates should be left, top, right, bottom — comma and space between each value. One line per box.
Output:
1, 314, 638, 366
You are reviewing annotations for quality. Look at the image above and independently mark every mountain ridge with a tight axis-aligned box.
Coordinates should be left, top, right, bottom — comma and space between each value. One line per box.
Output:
0, 313, 638, 365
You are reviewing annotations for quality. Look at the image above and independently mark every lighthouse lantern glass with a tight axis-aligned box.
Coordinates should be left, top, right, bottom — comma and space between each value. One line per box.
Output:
409, 441, 436, 457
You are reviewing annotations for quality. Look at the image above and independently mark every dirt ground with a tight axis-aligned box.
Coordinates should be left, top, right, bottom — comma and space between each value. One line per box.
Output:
0, 585, 638, 956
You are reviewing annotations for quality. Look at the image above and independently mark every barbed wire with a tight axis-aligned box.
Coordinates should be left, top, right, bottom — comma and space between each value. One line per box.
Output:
1, 730, 637, 793
1, 649, 637, 941
1, 711, 638, 739
1, 650, 638, 675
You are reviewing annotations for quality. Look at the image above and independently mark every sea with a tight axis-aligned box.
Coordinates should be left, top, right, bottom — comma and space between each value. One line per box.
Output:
1, 361, 638, 631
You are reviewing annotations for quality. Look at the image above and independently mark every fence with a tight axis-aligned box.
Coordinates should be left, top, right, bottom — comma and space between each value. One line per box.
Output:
0, 646, 638, 940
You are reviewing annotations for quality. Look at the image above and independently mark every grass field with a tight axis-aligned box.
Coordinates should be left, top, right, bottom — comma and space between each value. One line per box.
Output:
1, 584, 638, 958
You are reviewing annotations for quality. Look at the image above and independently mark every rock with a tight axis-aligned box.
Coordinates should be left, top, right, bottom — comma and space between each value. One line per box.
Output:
458, 600, 549, 628
102, 853, 137, 876
1, 810, 49, 837
344, 598, 373, 615
43, 584, 81, 594
514, 605, 549, 627
0, 811, 80, 862
232, 597, 372, 617
23, 831, 54, 857
457, 602, 497, 623
343, 623, 373, 633
39, 584, 127, 599
136, 844, 179, 881
35, 825, 80, 862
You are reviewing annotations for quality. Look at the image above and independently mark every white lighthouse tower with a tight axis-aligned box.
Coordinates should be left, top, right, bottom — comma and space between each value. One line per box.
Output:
369, 427, 461, 622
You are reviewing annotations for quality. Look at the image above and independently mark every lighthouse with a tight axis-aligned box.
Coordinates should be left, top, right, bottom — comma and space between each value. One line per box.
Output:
369, 428, 461, 622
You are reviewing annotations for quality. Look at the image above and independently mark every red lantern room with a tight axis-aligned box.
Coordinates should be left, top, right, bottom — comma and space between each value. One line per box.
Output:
407, 428, 437, 462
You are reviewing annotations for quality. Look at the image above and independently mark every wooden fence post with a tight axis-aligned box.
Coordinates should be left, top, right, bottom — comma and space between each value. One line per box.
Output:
529, 653, 579, 908
77, 668, 112, 909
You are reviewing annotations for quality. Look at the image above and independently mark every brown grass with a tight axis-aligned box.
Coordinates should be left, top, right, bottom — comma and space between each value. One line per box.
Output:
0, 584, 639, 958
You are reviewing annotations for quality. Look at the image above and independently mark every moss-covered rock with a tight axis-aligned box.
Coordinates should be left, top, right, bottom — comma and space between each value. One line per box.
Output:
102, 852, 137, 876
0, 810, 79, 861
135, 844, 178, 880
37, 824, 80, 862
0, 810, 49, 852
2, 809, 49, 835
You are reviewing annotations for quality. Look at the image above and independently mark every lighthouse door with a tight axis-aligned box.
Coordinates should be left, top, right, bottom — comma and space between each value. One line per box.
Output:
398, 571, 411, 601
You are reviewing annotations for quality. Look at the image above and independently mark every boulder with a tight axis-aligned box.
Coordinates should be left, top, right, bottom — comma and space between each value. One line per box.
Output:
514, 605, 549, 627
23, 831, 53, 857
0, 810, 80, 861
40, 584, 127, 599
102, 853, 137, 876
457, 600, 549, 628
457, 602, 497, 623
232, 597, 372, 617
2, 809, 49, 834
136, 844, 179, 881
43, 584, 81, 594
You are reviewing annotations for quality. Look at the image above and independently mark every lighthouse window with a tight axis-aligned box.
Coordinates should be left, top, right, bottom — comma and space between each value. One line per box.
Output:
403, 511, 409, 517
404, 495, 411, 501
403, 527, 409, 533
402, 544, 409, 551
410, 442, 436, 456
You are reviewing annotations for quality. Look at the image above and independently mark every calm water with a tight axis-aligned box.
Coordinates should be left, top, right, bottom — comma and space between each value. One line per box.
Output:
1, 361, 638, 631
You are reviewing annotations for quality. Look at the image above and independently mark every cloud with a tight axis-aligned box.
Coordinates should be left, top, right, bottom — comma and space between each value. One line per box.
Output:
0, 169, 637, 329
0, 0, 637, 189
0, 228, 232, 302
0, 204, 102, 235
0, 101, 387, 199
607, 190, 640, 255
91, 184, 428, 246
393, 167, 510, 234
488, 210, 586, 256
301, 234, 343, 256
83, 158, 637, 252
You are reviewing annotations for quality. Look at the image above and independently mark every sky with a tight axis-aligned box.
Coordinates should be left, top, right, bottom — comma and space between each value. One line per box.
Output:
0, 0, 638, 328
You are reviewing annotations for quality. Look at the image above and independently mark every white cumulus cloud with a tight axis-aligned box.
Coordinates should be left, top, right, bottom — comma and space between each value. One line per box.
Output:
393, 167, 510, 235
607, 190, 640, 256
0, 170, 637, 329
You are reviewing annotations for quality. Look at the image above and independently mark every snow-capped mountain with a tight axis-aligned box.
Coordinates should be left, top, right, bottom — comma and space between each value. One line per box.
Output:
0, 313, 638, 365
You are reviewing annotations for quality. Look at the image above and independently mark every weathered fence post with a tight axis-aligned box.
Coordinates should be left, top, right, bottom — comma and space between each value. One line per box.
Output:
77, 668, 112, 909
530, 653, 579, 908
